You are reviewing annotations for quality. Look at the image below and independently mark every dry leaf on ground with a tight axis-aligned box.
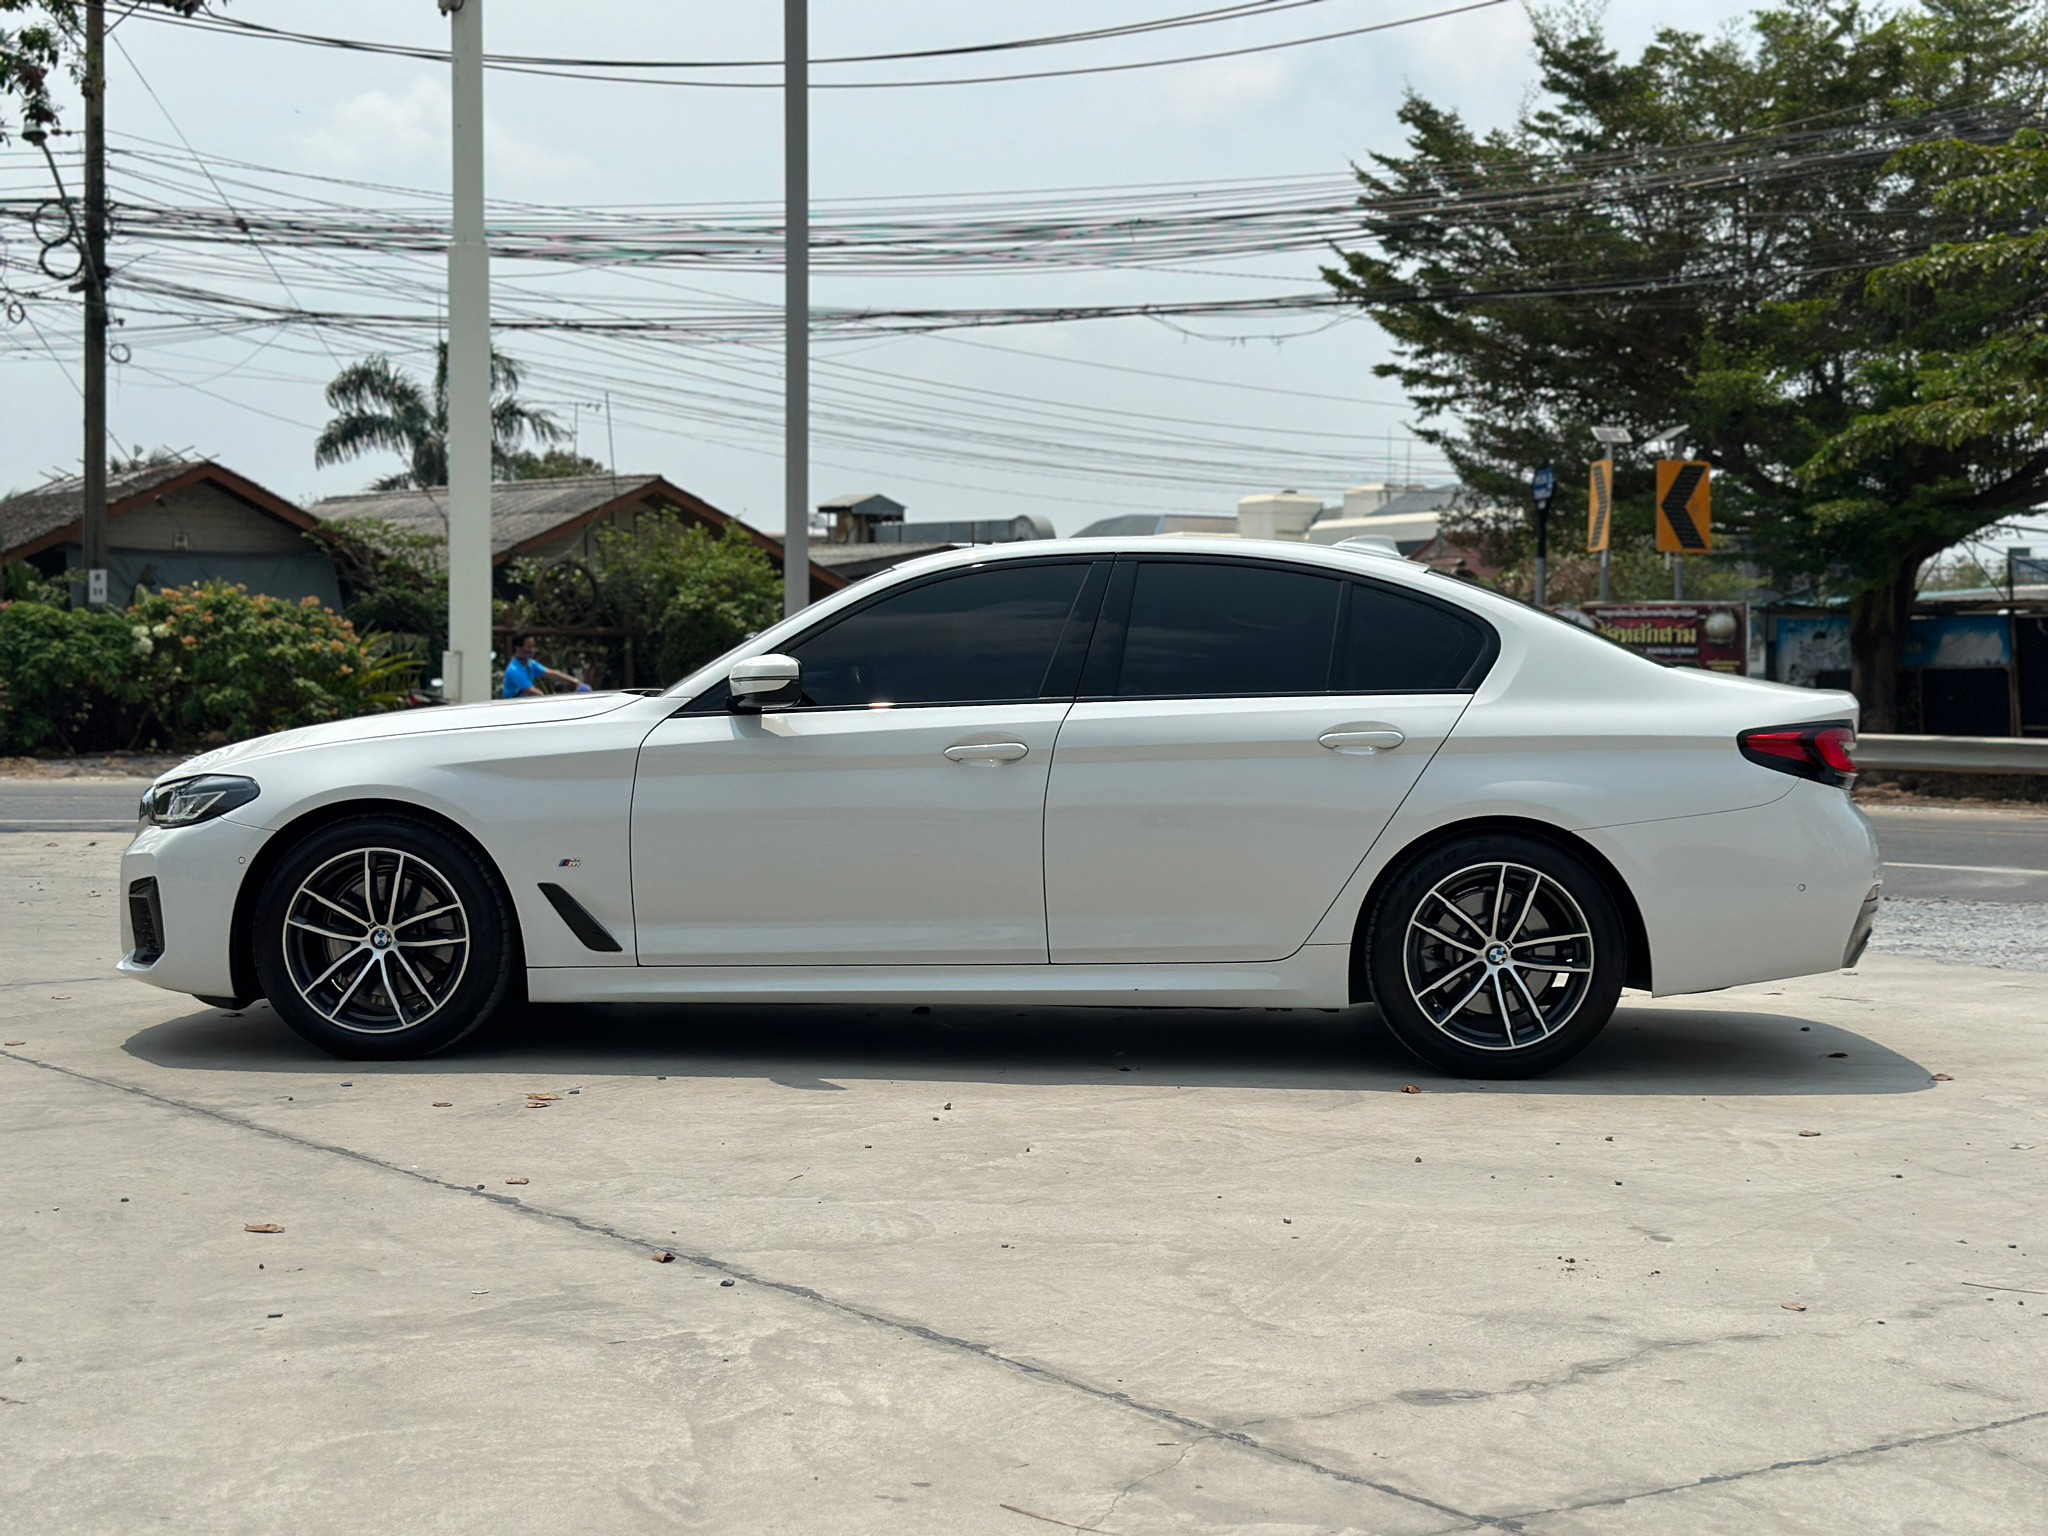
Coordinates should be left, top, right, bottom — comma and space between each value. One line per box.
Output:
1400, 1084, 1422, 1094
651, 1251, 676, 1263
1781, 1302, 1807, 1311
243, 1223, 284, 1234
506, 1177, 529, 1185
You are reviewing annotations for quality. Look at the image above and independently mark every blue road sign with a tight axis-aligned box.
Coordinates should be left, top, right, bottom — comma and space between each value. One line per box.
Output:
1532, 464, 1556, 506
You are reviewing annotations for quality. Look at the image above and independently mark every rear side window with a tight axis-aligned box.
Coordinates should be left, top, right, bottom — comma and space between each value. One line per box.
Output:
1116, 561, 1341, 697
792, 562, 1092, 707
1336, 582, 1491, 691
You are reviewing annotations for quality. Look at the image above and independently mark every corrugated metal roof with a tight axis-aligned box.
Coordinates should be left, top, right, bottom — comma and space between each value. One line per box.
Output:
307, 474, 668, 559
1, 460, 312, 560
1, 461, 200, 554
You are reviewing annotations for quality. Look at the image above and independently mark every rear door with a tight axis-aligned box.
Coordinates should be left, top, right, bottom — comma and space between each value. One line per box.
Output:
1043, 556, 1491, 963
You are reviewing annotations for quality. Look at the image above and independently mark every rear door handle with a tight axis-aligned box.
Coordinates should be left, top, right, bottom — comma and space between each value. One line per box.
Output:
1318, 728, 1405, 754
945, 741, 1029, 764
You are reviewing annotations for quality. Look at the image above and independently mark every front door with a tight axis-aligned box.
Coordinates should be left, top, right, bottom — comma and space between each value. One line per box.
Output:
1044, 557, 1491, 963
632, 558, 1106, 965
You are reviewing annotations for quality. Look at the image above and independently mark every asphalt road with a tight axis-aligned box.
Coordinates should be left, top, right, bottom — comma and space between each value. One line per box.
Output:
8, 778, 2044, 901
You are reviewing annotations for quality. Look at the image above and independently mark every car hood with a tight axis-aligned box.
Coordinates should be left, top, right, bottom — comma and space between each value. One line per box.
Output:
155, 692, 646, 782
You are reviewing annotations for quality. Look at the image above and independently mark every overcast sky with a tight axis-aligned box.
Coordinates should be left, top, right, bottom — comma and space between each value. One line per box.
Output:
5, 0, 1769, 534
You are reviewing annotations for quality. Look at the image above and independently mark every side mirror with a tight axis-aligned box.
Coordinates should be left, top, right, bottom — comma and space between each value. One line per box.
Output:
728, 653, 802, 711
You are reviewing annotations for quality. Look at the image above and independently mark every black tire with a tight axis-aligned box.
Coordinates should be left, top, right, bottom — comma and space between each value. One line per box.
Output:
252, 815, 517, 1060
1366, 833, 1625, 1079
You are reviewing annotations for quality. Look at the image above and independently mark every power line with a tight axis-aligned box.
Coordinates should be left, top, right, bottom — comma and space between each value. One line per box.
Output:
140, 1, 1514, 91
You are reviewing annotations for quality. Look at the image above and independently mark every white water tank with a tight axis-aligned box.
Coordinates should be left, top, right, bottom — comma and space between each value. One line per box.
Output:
1237, 491, 1323, 542
1342, 483, 1397, 518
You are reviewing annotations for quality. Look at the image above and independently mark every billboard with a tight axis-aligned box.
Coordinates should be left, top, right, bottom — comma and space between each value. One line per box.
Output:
1568, 601, 1749, 673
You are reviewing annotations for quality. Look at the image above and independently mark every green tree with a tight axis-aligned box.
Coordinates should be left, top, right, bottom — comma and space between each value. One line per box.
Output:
1324, 0, 2048, 727
3, 3, 207, 142
507, 447, 610, 480
314, 344, 564, 491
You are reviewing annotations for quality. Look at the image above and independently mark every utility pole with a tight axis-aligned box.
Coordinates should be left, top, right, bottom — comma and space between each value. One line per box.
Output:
442, 0, 492, 702
783, 0, 809, 618
81, 0, 109, 605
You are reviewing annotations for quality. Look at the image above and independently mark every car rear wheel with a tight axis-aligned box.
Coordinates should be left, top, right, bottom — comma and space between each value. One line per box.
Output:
252, 816, 516, 1060
1366, 834, 1625, 1079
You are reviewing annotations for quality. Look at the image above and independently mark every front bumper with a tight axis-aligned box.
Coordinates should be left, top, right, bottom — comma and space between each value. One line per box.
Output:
118, 814, 272, 999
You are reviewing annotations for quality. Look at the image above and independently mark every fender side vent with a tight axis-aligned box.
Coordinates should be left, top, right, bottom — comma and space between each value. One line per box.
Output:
537, 882, 624, 953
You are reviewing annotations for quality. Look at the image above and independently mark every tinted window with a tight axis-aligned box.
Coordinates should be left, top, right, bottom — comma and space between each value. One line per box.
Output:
1336, 582, 1489, 691
1116, 562, 1340, 697
791, 563, 1091, 707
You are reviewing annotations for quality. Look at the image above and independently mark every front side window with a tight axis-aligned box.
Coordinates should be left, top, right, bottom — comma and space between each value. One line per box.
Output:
1115, 561, 1341, 697
791, 562, 1093, 707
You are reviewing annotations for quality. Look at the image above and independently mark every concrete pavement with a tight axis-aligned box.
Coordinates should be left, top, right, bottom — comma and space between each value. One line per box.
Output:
4, 829, 2047, 1533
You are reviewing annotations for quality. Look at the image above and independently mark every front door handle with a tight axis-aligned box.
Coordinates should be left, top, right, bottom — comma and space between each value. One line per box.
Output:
944, 741, 1030, 764
1318, 727, 1405, 754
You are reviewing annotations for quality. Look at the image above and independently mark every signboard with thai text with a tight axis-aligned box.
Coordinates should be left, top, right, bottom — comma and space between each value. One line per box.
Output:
1568, 601, 1748, 673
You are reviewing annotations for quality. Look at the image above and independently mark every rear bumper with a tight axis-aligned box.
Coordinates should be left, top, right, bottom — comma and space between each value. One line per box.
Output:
1593, 783, 1882, 996
117, 815, 271, 999
1843, 885, 1882, 967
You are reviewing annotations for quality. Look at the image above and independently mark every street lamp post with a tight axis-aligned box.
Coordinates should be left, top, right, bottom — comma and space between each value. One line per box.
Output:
784, 0, 809, 618
442, 0, 492, 702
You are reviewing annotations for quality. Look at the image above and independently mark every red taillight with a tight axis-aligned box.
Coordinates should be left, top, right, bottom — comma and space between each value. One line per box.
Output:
1810, 725, 1856, 775
1738, 722, 1857, 787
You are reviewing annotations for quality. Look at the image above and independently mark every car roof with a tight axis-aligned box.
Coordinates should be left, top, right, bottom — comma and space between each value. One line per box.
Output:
867, 535, 1451, 594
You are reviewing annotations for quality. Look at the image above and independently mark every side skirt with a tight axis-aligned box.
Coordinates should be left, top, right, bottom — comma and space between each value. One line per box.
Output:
527, 943, 1353, 1009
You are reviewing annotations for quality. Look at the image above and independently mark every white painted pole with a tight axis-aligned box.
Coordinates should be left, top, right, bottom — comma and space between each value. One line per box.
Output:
783, 0, 809, 618
444, 0, 493, 701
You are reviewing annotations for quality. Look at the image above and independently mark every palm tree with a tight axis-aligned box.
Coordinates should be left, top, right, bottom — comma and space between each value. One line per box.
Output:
314, 345, 565, 490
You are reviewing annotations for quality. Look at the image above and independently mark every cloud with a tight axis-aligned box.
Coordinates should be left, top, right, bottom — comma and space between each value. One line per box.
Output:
1144, 54, 1295, 124
293, 75, 592, 191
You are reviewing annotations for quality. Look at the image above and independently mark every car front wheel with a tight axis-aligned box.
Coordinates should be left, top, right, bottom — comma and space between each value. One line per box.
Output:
1366, 834, 1625, 1079
252, 816, 516, 1060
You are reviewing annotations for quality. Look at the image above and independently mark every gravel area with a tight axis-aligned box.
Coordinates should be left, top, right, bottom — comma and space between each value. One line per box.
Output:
1868, 896, 2048, 971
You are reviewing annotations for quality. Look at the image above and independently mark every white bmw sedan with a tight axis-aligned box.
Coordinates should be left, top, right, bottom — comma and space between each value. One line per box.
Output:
119, 538, 1880, 1077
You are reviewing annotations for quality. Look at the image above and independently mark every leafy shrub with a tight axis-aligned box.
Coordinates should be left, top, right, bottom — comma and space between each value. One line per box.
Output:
302, 515, 449, 662
0, 597, 151, 752
592, 519, 782, 684
0, 581, 418, 754
499, 518, 782, 687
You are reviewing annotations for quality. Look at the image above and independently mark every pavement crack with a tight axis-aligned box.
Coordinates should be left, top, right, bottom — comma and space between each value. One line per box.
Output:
1500, 1407, 2048, 1524
1087, 1437, 1205, 1530
1236, 1333, 1769, 1433
0, 1048, 1503, 1531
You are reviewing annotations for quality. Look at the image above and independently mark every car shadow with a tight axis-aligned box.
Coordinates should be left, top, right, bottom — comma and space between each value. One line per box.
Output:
123, 997, 1933, 1097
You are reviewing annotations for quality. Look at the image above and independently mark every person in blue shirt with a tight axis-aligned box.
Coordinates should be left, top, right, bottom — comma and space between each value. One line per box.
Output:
503, 633, 592, 698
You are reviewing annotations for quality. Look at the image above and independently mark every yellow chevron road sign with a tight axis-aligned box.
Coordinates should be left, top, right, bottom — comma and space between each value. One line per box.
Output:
1588, 458, 1613, 553
1655, 459, 1712, 554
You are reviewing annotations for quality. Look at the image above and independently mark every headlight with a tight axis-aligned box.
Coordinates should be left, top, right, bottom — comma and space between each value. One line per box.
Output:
143, 774, 261, 828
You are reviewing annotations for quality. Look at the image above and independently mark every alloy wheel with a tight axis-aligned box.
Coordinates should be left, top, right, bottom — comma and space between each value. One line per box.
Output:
1400, 860, 1595, 1052
281, 847, 471, 1035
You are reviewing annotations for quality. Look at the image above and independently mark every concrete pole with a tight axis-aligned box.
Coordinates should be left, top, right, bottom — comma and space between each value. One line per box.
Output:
444, 0, 492, 701
81, 0, 108, 603
783, 0, 809, 618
